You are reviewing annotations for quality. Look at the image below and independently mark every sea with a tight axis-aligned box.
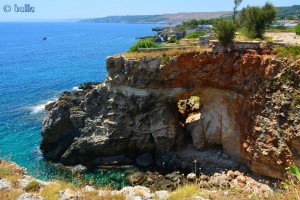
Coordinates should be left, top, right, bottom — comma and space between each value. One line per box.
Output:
0, 22, 160, 186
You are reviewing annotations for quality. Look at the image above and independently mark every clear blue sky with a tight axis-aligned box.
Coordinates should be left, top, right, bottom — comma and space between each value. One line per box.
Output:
0, 0, 298, 22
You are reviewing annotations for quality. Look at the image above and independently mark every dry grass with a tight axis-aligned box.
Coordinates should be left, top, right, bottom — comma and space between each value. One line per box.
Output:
40, 180, 78, 200
117, 47, 210, 59
167, 184, 201, 200
0, 160, 23, 188
79, 191, 125, 200
0, 189, 22, 200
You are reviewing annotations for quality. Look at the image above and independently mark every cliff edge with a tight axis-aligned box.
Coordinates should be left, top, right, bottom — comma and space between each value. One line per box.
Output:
40, 50, 300, 180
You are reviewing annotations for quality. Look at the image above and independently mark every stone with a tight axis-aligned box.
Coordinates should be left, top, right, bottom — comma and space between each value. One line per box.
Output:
187, 173, 197, 181
199, 175, 209, 181
18, 177, 34, 189
0, 179, 12, 190
83, 185, 96, 192
155, 190, 170, 200
193, 195, 209, 200
136, 153, 153, 167
210, 174, 230, 188
72, 165, 87, 174
126, 172, 145, 185
165, 171, 181, 182
59, 188, 79, 200
17, 193, 44, 200
120, 186, 152, 200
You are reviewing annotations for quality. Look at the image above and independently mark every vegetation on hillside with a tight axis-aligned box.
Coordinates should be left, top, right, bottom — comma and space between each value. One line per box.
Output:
274, 46, 300, 60
239, 2, 277, 39
296, 23, 300, 35
277, 5, 300, 20
128, 38, 159, 52
184, 31, 206, 39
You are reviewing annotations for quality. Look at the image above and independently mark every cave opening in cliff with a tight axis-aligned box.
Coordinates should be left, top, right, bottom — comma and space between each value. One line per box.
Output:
176, 90, 242, 160
177, 95, 202, 145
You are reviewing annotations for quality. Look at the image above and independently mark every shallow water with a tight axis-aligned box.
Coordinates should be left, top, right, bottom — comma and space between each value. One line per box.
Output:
0, 22, 159, 182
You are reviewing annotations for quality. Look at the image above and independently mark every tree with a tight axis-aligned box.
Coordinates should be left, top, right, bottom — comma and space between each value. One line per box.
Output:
296, 23, 300, 35
240, 2, 277, 39
213, 18, 237, 46
233, 0, 243, 22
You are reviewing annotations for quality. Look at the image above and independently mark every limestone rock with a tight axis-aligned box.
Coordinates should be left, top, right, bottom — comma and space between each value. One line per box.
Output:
120, 186, 152, 200
0, 179, 12, 190
126, 172, 145, 185
83, 185, 96, 192
59, 188, 79, 200
155, 190, 170, 200
17, 193, 44, 200
187, 173, 197, 181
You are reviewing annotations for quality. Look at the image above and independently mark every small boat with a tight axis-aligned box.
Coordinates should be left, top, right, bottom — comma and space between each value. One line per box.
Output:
43, 37, 47, 40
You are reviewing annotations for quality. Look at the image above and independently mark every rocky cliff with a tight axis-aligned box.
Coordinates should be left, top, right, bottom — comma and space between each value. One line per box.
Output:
41, 50, 300, 180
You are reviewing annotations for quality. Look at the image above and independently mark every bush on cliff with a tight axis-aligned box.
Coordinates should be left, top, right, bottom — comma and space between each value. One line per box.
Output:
184, 31, 206, 39
213, 18, 237, 46
128, 38, 159, 52
239, 2, 277, 39
296, 23, 300, 35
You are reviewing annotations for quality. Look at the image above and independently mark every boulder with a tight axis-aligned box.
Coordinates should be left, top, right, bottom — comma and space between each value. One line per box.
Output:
126, 172, 145, 185
155, 190, 170, 200
187, 173, 197, 181
120, 186, 152, 200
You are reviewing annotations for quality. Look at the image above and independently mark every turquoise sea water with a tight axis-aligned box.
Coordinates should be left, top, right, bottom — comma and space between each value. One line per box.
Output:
0, 22, 159, 182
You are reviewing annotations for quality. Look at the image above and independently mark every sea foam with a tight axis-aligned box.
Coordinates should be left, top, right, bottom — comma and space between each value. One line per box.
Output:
30, 99, 57, 114
72, 86, 83, 91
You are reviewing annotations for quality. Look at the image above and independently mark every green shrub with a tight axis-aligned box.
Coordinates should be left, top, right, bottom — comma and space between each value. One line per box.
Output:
213, 18, 237, 46
240, 2, 277, 39
296, 23, 300, 35
184, 31, 205, 39
24, 181, 40, 192
166, 37, 177, 43
161, 55, 170, 65
128, 38, 159, 52
274, 46, 300, 60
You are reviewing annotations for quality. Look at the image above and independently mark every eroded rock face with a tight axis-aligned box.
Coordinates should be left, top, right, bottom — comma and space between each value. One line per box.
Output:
41, 50, 300, 179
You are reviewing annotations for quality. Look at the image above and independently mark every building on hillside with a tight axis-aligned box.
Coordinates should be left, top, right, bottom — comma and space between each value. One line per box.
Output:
198, 25, 213, 30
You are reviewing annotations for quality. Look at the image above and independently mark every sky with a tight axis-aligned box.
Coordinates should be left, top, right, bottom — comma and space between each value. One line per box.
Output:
0, 0, 298, 22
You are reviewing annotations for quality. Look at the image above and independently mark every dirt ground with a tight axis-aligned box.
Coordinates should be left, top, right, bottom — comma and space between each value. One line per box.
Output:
265, 32, 300, 45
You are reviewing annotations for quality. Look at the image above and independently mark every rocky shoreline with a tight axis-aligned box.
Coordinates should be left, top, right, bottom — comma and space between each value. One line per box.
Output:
0, 159, 277, 200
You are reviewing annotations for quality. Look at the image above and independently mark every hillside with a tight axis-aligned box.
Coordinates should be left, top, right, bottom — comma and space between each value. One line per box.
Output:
277, 5, 300, 19
80, 11, 232, 24
80, 5, 300, 24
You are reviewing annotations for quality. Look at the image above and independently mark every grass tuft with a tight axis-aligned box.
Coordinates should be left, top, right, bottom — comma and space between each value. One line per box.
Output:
24, 181, 40, 192
167, 184, 200, 200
